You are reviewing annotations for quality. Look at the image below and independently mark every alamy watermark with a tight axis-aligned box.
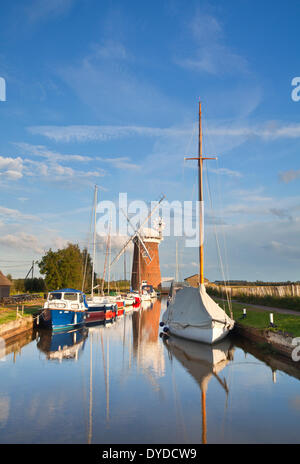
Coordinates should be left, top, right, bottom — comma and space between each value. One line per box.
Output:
291, 77, 300, 102
95, 194, 204, 247
0, 77, 6, 101
291, 337, 300, 362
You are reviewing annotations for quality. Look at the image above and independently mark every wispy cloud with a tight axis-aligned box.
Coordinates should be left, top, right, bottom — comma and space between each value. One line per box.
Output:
96, 156, 141, 171
16, 142, 92, 162
54, 37, 185, 125
28, 120, 300, 145
175, 12, 248, 75
28, 124, 191, 142
209, 167, 242, 178
0, 206, 39, 223
26, 0, 75, 23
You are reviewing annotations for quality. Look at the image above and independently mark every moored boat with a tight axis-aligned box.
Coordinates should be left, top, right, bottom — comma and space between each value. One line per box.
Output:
42, 288, 88, 331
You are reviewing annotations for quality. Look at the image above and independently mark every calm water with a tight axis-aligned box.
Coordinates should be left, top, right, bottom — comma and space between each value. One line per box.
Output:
0, 297, 300, 444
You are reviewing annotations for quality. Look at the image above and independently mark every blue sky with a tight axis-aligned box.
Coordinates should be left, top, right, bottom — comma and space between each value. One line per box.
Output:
1, 0, 300, 281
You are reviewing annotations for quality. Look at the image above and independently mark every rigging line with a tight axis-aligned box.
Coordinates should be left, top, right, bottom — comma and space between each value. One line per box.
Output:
215, 157, 233, 312
182, 121, 198, 201
203, 125, 233, 317
203, 154, 233, 319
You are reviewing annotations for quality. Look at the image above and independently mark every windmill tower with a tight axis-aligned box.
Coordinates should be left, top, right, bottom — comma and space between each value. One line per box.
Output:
131, 220, 164, 291
110, 196, 165, 292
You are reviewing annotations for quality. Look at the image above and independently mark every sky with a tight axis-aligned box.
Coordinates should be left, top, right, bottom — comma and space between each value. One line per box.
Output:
1, 0, 300, 282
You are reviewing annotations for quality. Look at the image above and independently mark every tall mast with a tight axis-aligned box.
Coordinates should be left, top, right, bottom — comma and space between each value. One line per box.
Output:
185, 101, 217, 287
91, 185, 98, 299
198, 101, 204, 286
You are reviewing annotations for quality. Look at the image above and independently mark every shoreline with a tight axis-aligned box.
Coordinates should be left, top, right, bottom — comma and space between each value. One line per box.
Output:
0, 313, 39, 342
233, 323, 298, 361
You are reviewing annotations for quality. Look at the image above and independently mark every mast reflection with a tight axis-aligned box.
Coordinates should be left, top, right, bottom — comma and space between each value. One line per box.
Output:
163, 335, 234, 443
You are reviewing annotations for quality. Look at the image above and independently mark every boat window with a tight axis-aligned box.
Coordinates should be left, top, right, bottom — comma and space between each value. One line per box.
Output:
64, 293, 78, 301
79, 294, 84, 303
49, 293, 62, 300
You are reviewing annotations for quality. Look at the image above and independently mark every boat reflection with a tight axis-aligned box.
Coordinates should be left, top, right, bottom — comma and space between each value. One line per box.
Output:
163, 334, 234, 443
36, 327, 88, 362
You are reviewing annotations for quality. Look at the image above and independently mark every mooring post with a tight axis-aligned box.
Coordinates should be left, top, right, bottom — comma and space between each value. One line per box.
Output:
241, 308, 247, 319
269, 313, 274, 327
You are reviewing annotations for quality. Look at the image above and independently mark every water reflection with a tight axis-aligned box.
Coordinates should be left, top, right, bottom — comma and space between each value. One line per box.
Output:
132, 298, 165, 380
163, 335, 234, 443
0, 297, 300, 443
37, 328, 88, 361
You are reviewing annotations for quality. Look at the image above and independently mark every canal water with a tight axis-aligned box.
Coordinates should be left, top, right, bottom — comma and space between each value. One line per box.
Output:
0, 297, 300, 444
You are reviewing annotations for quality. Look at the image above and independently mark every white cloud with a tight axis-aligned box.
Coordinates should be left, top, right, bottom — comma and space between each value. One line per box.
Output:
0, 232, 44, 254
0, 156, 23, 180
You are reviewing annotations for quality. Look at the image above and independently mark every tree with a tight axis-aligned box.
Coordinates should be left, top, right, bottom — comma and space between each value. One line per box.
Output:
24, 278, 46, 293
39, 243, 94, 291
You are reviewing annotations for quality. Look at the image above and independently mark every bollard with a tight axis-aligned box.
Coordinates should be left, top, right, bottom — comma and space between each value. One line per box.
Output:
240, 308, 247, 319
269, 313, 275, 328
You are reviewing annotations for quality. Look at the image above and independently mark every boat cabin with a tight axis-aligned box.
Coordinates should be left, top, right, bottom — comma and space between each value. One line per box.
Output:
44, 288, 87, 312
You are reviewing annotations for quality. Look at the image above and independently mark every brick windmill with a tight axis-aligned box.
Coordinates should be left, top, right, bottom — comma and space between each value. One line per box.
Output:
110, 196, 165, 291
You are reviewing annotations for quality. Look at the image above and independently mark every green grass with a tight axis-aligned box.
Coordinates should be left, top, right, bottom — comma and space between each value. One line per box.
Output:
0, 303, 43, 326
214, 298, 300, 337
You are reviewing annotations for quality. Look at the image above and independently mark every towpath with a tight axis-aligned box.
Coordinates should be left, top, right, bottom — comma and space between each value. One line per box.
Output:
216, 298, 300, 317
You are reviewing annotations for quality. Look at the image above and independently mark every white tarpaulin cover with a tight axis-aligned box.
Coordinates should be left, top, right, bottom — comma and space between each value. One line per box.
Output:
163, 285, 234, 330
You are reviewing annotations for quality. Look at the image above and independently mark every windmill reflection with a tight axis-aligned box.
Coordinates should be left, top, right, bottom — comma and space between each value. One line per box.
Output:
132, 298, 165, 382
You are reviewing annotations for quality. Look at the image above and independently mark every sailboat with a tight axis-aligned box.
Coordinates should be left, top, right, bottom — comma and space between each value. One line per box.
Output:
85, 186, 118, 324
161, 102, 234, 344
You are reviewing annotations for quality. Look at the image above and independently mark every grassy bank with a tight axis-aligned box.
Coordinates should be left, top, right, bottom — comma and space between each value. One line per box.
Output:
0, 301, 43, 326
215, 298, 300, 337
207, 287, 300, 312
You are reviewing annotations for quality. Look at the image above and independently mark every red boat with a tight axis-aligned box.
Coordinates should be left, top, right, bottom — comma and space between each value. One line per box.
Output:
86, 303, 117, 324
117, 307, 125, 317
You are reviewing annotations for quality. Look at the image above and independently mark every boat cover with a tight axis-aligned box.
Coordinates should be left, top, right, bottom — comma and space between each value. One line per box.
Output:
163, 284, 234, 330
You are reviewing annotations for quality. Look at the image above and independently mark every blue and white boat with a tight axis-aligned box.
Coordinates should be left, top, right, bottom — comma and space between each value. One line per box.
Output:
42, 288, 88, 331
